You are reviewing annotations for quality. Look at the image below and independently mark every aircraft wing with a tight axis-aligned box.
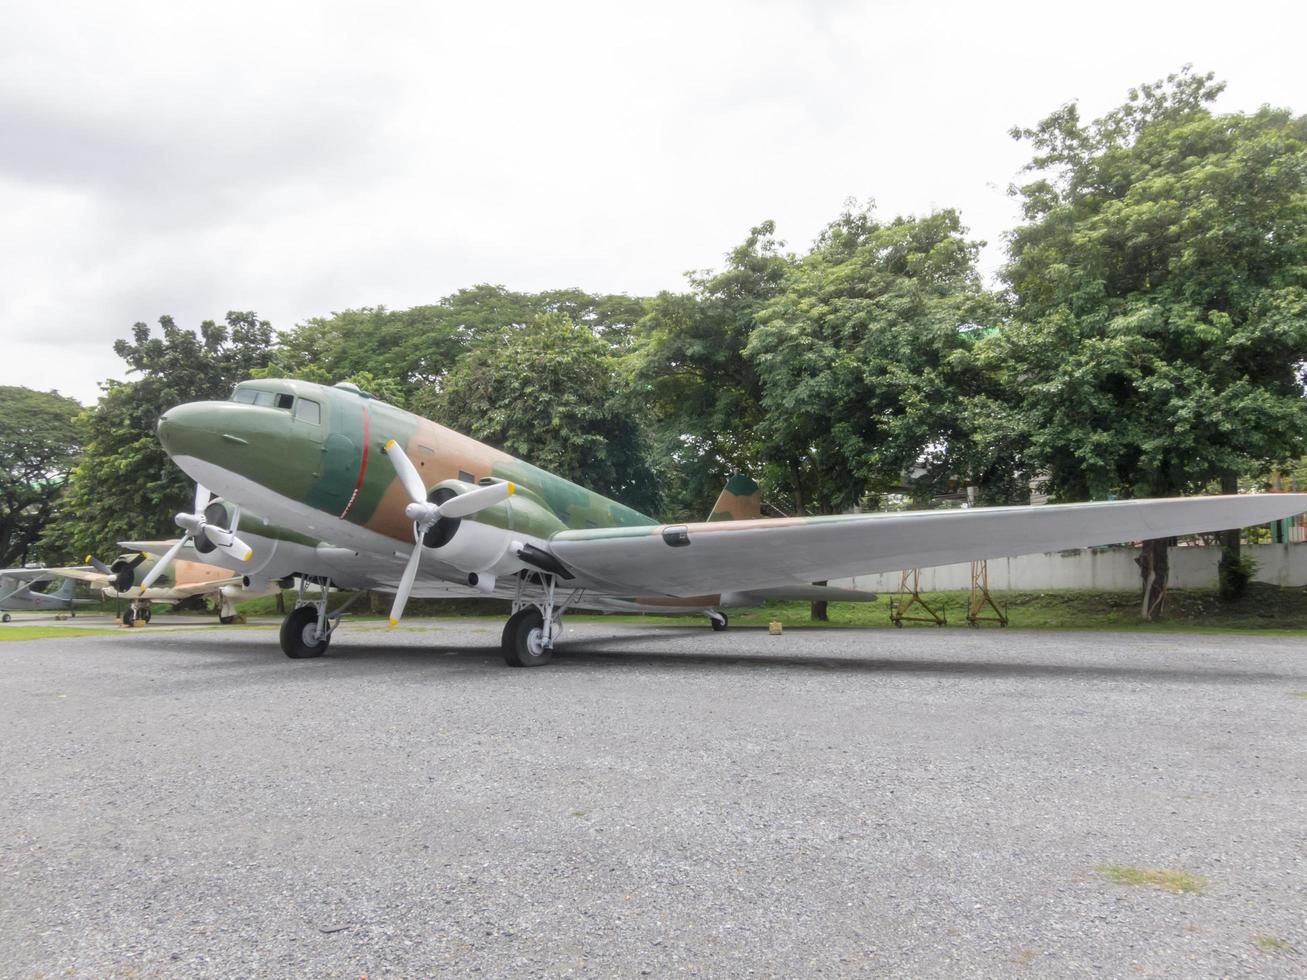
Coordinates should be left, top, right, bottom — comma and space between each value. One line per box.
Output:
41, 566, 110, 586
110, 576, 246, 601
547, 494, 1307, 597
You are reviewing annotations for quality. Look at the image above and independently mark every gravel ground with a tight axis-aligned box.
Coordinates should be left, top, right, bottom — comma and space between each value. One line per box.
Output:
1, 619, 1305, 978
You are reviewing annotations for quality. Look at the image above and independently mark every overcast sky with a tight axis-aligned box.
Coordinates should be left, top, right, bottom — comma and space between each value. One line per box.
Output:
1, 0, 1303, 404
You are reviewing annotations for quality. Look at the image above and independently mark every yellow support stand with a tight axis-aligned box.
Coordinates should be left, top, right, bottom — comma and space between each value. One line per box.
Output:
967, 560, 1008, 627
889, 569, 947, 627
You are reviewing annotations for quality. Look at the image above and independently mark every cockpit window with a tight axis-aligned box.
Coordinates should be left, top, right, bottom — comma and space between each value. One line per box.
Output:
231, 387, 295, 410
294, 399, 321, 424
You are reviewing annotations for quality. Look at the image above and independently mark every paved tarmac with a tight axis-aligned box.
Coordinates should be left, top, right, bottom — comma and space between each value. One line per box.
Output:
1, 620, 1305, 977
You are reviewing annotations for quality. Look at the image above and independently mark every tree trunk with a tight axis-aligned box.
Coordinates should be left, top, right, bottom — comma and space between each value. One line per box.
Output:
1216, 472, 1244, 601
1136, 537, 1170, 621
810, 600, 828, 622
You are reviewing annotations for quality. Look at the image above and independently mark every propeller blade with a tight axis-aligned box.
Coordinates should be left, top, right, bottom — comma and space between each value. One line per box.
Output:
139, 536, 189, 591
388, 545, 424, 626
383, 439, 429, 505
436, 481, 514, 519
194, 483, 210, 514
86, 555, 112, 576
128, 552, 147, 569
203, 524, 253, 562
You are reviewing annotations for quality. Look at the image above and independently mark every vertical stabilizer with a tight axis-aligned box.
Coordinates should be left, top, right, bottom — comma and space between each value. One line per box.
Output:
707, 474, 762, 522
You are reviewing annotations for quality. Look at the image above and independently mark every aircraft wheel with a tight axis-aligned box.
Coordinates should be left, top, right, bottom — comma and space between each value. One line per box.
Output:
141, 608, 152, 624
502, 607, 553, 668
1, 613, 9, 623
280, 605, 330, 659
710, 613, 728, 632
219, 614, 237, 625
122, 608, 136, 626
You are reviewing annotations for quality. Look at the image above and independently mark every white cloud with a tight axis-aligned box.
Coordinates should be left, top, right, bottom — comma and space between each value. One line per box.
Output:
1, 0, 1303, 402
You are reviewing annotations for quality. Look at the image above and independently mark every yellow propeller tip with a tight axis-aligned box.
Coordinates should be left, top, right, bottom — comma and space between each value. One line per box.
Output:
384, 438, 397, 450
243, 550, 252, 561
388, 617, 398, 627
506, 482, 515, 495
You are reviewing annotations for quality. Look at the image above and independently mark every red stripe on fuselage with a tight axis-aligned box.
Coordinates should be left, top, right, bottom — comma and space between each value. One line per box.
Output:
338, 402, 370, 520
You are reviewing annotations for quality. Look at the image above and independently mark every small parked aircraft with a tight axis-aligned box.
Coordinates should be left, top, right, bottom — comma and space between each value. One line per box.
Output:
149, 379, 1307, 665
0, 573, 94, 621
51, 546, 271, 625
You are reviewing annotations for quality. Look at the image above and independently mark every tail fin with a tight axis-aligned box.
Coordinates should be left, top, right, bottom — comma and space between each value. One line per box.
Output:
707, 474, 762, 522
51, 577, 76, 599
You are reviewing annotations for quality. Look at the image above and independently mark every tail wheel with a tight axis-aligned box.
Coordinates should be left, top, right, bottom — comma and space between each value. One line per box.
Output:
280, 605, 330, 659
502, 607, 553, 668
710, 613, 728, 632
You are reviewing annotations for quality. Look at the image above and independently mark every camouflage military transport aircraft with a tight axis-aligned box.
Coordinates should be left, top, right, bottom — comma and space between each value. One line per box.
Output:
149, 378, 1307, 667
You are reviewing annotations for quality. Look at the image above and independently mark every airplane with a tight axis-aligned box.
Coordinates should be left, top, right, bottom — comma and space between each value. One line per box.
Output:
0, 572, 95, 621
145, 378, 1307, 666
49, 545, 273, 625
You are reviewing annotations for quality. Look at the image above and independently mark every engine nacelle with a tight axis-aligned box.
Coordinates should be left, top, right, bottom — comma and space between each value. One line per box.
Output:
429, 518, 525, 577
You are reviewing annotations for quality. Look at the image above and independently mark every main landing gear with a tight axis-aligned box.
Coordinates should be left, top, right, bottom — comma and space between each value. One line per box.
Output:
278, 577, 366, 658
122, 600, 153, 626
708, 611, 729, 632
503, 571, 583, 668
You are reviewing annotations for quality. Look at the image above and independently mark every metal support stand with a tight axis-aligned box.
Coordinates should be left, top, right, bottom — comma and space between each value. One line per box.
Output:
296, 575, 336, 643
888, 569, 946, 627
966, 560, 1008, 627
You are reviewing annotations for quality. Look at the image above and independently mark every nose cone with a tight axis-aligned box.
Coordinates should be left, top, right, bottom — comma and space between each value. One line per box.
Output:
157, 401, 226, 461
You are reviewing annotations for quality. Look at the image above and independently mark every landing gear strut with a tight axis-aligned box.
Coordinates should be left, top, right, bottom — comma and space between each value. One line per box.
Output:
280, 576, 333, 658
503, 571, 582, 668
279, 577, 366, 659
122, 600, 153, 626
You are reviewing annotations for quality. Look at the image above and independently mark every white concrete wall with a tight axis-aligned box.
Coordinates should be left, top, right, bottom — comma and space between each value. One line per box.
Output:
833, 543, 1307, 593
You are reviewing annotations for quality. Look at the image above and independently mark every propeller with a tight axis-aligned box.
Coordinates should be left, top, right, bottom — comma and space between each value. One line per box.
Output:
139, 483, 252, 591
88, 552, 147, 592
382, 438, 513, 625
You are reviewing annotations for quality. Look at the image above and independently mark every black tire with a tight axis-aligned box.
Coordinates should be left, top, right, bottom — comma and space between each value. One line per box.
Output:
502, 607, 553, 668
218, 614, 237, 625
141, 608, 152, 623
710, 613, 728, 632
280, 606, 330, 659
1, 613, 9, 623
122, 608, 136, 626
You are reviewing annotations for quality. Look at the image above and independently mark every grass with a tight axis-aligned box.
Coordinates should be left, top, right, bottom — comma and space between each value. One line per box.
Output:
0, 626, 108, 642
1252, 934, 1292, 952
229, 583, 1307, 633
1095, 864, 1209, 894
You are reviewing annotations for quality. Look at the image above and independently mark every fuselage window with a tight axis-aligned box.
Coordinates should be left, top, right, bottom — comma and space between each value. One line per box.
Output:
232, 388, 258, 404
458, 470, 475, 483
232, 387, 294, 409
294, 399, 321, 424
275, 393, 294, 410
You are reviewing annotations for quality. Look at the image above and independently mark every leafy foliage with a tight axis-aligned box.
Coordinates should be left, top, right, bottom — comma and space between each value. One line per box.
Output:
632, 222, 792, 519
747, 204, 995, 512
258, 286, 645, 407
0, 386, 82, 567
39, 313, 274, 561
992, 67, 1307, 501
424, 313, 660, 516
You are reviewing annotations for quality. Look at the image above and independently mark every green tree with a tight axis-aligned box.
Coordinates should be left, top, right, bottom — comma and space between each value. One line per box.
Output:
632, 222, 793, 520
0, 387, 82, 567
995, 67, 1307, 616
262, 286, 646, 407
745, 205, 995, 616
39, 313, 275, 561
424, 313, 660, 515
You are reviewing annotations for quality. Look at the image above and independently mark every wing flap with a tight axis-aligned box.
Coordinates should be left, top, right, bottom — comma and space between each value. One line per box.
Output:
549, 494, 1307, 597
